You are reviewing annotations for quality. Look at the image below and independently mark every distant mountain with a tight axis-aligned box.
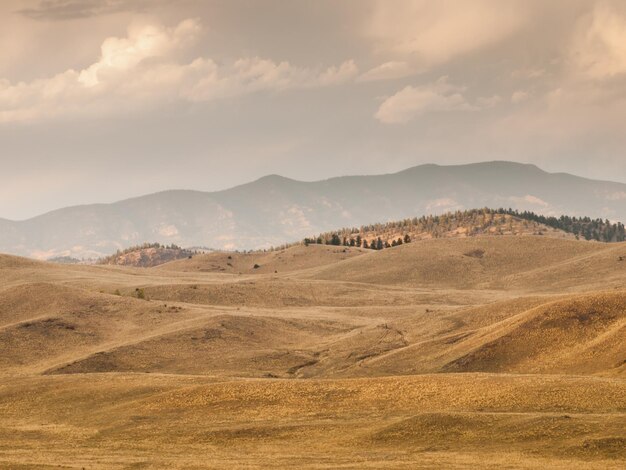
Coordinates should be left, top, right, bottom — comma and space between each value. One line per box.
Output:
2, 161, 626, 259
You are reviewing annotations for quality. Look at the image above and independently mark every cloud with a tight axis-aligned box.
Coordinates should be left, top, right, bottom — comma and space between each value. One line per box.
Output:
0, 19, 358, 123
17, 0, 152, 20
366, 0, 528, 72
78, 19, 201, 87
511, 90, 530, 103
358, 61, 413, 82
181, 57, 357, 102
571, 2, 626, 80
375, 77, 474, 124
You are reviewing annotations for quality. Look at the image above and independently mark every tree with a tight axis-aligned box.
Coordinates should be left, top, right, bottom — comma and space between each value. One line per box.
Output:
376, 237, 384, 250
362, 239, 369, 249
404, 234, 411, 243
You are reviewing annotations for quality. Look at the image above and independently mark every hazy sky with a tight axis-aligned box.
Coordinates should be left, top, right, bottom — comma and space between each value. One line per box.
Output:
2, 0, 626, 220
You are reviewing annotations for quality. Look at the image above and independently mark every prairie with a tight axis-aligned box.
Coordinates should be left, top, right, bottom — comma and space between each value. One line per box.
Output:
0, 237, 625, 468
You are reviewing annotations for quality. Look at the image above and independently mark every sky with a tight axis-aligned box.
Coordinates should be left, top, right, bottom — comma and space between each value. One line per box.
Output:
1, 0, 626, 220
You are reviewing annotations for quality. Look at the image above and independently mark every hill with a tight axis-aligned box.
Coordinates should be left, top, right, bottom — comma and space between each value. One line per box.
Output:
305, 208, 624, 249
2, 161, 626, 259
306, 236, 626, 290
157, 243, 367, 274
3, 235, 625, 377
442, 292, 626, 376
1, 235, 625, 468
97, 243, 196, 268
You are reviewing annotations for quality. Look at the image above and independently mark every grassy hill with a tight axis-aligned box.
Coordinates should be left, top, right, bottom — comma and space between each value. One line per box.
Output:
307, 236, 626, 290
0, 233, 625, 468
304, 208, 625, 249
97, 243, 197, 267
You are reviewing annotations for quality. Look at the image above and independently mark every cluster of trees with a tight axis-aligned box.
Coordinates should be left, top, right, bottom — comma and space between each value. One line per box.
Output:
497, 209, 626, 242
302, 209, 510, 250
304, 233, 412, 250
110, 242, 185, 254
299, 208, 625, 251
97, 242, 196, 265
301, 208, 510, 250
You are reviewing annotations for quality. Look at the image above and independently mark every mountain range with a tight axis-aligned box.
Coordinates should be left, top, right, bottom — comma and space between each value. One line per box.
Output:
2, 161, 626, 259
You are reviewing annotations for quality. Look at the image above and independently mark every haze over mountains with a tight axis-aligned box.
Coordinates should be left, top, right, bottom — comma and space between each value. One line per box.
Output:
2, 161, 626, 259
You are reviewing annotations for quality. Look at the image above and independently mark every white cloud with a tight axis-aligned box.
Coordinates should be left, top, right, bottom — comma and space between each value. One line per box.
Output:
571, 2, 626, 80
366, 0, 528, 70
358, 61, 413, 82
182, 57, 357, 102
318, 60, 359, 86
375, 77, 474, 124
78, 19, 201, 87
0, 19, 357, 124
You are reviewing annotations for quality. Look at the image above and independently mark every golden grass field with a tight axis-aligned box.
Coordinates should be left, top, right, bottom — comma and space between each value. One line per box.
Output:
1, 237, 625, 468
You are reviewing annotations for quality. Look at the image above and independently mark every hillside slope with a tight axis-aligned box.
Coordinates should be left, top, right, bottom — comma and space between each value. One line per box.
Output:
443, 292, 626, 376
158, 243, 367, 274
2, 235, 624, 379
98, 243, 196, 267
307, 237, 626, 290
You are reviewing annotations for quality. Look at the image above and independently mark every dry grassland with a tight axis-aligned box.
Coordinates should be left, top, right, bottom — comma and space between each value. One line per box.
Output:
0, 238, 625, 468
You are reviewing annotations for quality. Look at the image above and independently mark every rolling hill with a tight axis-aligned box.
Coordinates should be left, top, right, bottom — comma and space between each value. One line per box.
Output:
97, 243, 197, 267
2, 161, 626, 259
1, 234, 625, 468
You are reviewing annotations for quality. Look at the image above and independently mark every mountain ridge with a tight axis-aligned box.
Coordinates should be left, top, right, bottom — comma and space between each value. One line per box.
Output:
3, 161, 626, 259
7, 161, 625, 224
